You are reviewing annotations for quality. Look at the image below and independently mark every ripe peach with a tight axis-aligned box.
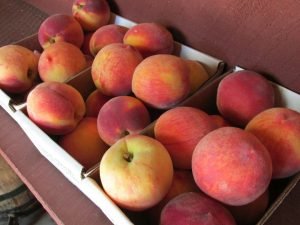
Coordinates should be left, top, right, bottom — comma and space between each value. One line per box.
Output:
132, 54, 190, 109
58, 117, 108, 169
26, 82, 86, 135
91, 43, 143, 96
72, 0, 111, 32
38, 14, 84, 49
154, 107, 217, 169
89, 24, 128, 56
99, 134, 174, 211
210, 114, 231, 128
0, 45, 39, 93
192, 127, 272, 206
185, 59, 209, 93
97, 96, 151, 146
160, 192, 236, 225
245, 107, 300, 178
81, 32, 94, 56
147, 169, 200, 225
227, 189, 269, 225
217, 70, 275, 127
38, 42, 87, 83
85, 89, 111, 117
123, 22, 174, 58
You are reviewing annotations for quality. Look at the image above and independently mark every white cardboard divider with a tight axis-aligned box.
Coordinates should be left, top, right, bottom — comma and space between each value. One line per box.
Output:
0, 90, 16, 118
79, 178, 134, 225
12, 109, 84, 184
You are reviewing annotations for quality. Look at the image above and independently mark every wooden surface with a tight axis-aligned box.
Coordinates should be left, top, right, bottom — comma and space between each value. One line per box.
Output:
1, 0, 300, 225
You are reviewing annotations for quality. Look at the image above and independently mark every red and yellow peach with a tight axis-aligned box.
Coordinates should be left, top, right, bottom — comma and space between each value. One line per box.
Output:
246, 107, 300, 178
72, 0, 111, 32
123, 22, 174, 58
38, 42, 87, 83
132, 54, 190, 109
217, 70, 275, 127
91, 43, 143, 96
97, 96, 151, 146
89, 24, 128, 56
26, 81, 86, 135
192, 127, 272, 206
154, 106, 217, 169
38, 14, 84, 49
58, 117, 108, 169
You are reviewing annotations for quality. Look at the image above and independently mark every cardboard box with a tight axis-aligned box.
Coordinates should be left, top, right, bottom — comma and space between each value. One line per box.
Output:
84, 66, 300, 225
0, 14, 225, 225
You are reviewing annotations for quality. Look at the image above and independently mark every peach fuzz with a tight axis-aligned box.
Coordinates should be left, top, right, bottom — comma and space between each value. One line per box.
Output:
97, 96, 151, 146
123, 22, 174, 58
58, 117, 108, 169
185, 59, 209, 93
99, 134, 174, 211
72, 0, 110, 32
154, 106, 217, 169
160, 192, 236, 225
89, 24, 128, 56
192, 127, 272, 206
85, 89, 111, 117
0, 45, 39, 94
38, 42, 87, 83
226, 189, 269, 225
132, 54, 190, 109
245, 107, 300, 179
26, 82, 86, 135
91, 43, 143, 96
38, 14, 84, 49
217, 70, 275, 127
147, 169, 200, 225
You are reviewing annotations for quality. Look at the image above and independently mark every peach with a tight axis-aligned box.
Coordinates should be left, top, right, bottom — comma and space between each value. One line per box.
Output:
26, 82, 86, 135
192, 127, 272, 206
217, 70, 275, 127
81, 32, 94, 56
227, 189, 269, 225
89, 24, 128, 56
0, 45, 39, 93
210, 114, 231, 128
99, 134, 174, 211
97, 96, 151, 146
38, 42, 87, 83
132, 54, 190, 109
147, 169, 200, 225
154, 106, 217, 169
38, 14, 84, 49
85, 89, 111, 117
58, 117, 108, 169
160, 192, 236, 225
123, 22, 174, 58
72, 0, 110, 32
185, 59, 209, 93
245, 107, 300, 178
91, 43, 143, 96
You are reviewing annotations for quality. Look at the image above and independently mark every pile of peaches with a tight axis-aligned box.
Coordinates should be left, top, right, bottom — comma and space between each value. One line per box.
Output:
1, 0, 300, 225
